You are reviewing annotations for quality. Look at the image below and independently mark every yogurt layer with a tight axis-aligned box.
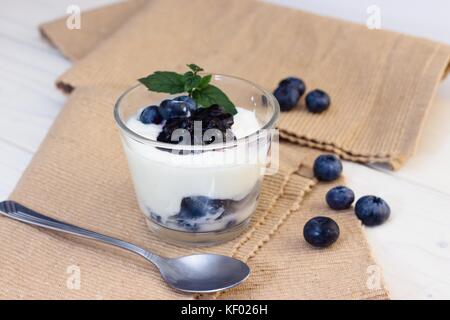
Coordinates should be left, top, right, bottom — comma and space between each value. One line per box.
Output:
122, 107, 267, 231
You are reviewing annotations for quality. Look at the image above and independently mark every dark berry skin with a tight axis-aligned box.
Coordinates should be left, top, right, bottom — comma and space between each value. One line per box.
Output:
313, 154, 343, 182
157, 105, 235, 146
139, 105, 162, 124
157, 117, 192, 145
355, 196, 390, 226
159, 99, 189, 120
305, 89, 331, 113
178, 196, 227, 220
176, 196, 228, 231
273, 85, 301, 111
173, 95, 197, 112
303, 216, 340, 248
279, 77, 306, 97
326, 186, 355, 210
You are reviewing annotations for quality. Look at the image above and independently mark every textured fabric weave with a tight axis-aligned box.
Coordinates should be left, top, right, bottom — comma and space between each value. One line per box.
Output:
10, 0, 449, 299
1, 87, 385, 298
42, 0, 450, 169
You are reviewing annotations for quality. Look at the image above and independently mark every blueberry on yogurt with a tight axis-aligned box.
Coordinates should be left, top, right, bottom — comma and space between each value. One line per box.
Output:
159, 99, 190, 120
355, 195, 390, 226
157, 105, 235, 146
139, 105, 162, 124
313, 154, 343, 182
326, 186, 355, 210
172, 95, 197, 112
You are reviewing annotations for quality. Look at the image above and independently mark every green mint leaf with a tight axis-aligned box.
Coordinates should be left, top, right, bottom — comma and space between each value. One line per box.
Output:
182, 71, 202, 92
198, 74, 212, 89
139, 71, 185, 94
139, 65, 237, 115
187, 63, 204, 74
193, 84, 237, 115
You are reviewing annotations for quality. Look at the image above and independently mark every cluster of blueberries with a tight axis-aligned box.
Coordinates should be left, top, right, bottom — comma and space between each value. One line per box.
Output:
139, 96, 197, 124
139, 96, 234, 145
139, 95, 197, 125
303, 154, 391, 248
273, 77, 331, 113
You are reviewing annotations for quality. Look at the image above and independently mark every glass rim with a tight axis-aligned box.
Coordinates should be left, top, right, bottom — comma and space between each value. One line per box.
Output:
113, 73, 280, 151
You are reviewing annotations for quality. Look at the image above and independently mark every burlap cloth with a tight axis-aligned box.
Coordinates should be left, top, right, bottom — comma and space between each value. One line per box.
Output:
1, 86, 385, 299
6, 0, 449, 299
42, 0, 450, 169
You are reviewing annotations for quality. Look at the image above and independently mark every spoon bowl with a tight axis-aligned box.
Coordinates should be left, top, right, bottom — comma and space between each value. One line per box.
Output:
159, 254, 250, 293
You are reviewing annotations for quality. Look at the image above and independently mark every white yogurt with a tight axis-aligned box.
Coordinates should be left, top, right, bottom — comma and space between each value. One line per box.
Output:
122, 107, 267, 232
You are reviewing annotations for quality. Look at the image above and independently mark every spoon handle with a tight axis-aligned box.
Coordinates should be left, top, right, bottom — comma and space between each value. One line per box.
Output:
0, 200, 160, 264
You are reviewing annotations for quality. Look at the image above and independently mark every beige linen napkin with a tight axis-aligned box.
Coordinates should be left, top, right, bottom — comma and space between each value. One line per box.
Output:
41, 0, 450, 169
1, 86, 386, 299
40, 0, 147, 61
0, 0, 394, 299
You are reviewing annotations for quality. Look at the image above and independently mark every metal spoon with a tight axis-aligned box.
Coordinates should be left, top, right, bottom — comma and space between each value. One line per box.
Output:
0, 200, 250, 293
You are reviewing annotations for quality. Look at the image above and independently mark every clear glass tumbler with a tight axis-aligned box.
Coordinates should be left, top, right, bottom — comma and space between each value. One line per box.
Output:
114, 74, 279, 246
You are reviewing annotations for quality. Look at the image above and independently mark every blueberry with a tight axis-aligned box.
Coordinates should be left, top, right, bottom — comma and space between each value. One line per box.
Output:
157, 117, 192, 145
313, 154, 343, 181
326, 186, 355, 210
157, 105, 235, 146
279, 77, 306, 97
274, 85, 300, 111
355, 196, 390, 226
303, 216, 340, 248
159, 99, 189, 120
139, 105, 162, 124
178, 196, 226, 220
173, 95, 197, 112
305, 89, 330, 113
175, 196, 229, 231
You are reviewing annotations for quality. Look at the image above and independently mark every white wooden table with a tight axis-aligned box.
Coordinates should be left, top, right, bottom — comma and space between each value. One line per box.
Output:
1, 0, 449, 300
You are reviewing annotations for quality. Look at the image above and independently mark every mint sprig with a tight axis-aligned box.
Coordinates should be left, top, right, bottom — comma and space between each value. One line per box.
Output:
186, 63, 204, 74
138, 64, 237, 115
138, 71, 185, 94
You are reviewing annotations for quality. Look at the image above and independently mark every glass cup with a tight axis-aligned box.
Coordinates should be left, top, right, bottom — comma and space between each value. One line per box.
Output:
114, 74, 279, 246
